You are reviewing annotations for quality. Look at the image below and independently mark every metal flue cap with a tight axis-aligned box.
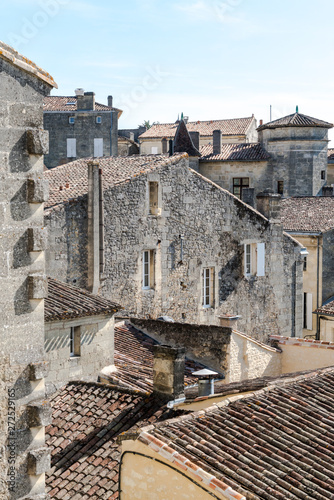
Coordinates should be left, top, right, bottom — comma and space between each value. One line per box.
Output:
192, 369, 218, 377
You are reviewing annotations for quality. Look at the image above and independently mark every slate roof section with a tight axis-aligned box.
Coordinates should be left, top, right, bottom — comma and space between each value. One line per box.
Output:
44, 153, 188, 211
281, 196, 334, 233
257, 112, 333, 131
200, 142, 270, 161
328, 148, 334, 161
0, 40, 57, 87
43, 96, 122, 116
173, 119, 201, 157
112, 322, 204, 392
45, 277, 121, 322
45, 382, 186, 499
142, 367, 334, 500
139, 117, 255, 139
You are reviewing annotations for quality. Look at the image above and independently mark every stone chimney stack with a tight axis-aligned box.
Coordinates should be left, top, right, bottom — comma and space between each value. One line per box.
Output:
108, 95, 113, 107
322, 186, 334, 197
256, 189, 281, 223
213, 130, 222, 155
77, 91, 95, 111
88, 160, 101, 293
153, 345, 185, 400
189, 131, 200, 151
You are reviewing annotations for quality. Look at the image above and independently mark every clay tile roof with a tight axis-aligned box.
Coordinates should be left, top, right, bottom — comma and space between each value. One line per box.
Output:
110, 322, 205, 392
44, 153, 187, 211
45, 381, 187, 499
200, 142, 270, 161
0, 40, 57, 88
257, 112, 333, 131
145, 366, 334, 500
43, 96, 122, 116
328, 148, 334, 161
315, 297, 334, 316
45, 277, 121, 322
139, 117, 255, 139
281, 196, 334, 233
173, 119, 201, 157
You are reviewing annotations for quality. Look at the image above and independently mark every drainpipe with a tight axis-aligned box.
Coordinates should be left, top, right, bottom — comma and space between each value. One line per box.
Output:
87, 160, 100, 294
316, 236, 320, 340
110, 111, 113, 156
99, 168, 105, 280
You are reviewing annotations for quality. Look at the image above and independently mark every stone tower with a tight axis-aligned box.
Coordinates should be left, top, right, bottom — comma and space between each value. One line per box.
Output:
0, 42, 57, 499
258, 112, 333, 197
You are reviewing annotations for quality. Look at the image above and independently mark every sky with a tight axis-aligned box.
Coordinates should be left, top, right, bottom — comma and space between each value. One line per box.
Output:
1, 0, 334, 141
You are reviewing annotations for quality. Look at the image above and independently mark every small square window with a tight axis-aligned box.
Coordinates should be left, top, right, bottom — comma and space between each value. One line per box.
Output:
70, 326, 81, 357
277, 180, 284, 195
69, 117, 75, 124
321, 170, 326, 180
303, 256, 307, 271
96, 116, 102, 124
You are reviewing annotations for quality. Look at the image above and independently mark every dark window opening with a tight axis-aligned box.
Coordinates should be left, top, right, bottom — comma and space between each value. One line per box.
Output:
277, 180, 284, 195
233, 178, 249, 199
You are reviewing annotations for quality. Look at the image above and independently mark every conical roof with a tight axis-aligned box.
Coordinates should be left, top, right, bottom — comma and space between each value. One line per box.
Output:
173, 119, 201, 157
257, 112, 332, 131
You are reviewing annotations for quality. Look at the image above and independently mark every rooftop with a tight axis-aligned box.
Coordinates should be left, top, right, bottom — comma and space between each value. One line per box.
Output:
43, 96, 122, 117
45, 277, 121, 322
139, 116, 255, 139
281, 196, 334, 233
328, 148, 334, 162
315, 297, 334, 316
140, 366, 334, 500
45, 382, 186, 499
0, 40, 57, 88
200, 142, 270, 161
44, 153, 187, 211
257, 112, 333, 131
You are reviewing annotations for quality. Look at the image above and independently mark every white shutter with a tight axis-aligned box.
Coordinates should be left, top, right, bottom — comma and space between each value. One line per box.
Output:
306, 293, 313, 330
151, 147, 158, 154
67, 138, 76, 157
256, 243, 265, 277
94, 138, 103, 158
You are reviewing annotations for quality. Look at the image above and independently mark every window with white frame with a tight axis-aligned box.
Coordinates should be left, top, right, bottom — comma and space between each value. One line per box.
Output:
142, 250, 155, 289
96, 116, 102, 124
244, 243, 265, 277
202, 267, 214, 308
151, 147, 158, 154
67, 138, 76, 158
70, 326, 81, 357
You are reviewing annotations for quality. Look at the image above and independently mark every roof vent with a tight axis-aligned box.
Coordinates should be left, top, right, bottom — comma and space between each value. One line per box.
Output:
192, 368, 218, 397
75, 88, 84, 96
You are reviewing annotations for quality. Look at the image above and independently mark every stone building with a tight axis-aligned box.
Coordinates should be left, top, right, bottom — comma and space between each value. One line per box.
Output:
138, 115, 258, 155
44, 154, 304, 342
43, 91, 122, 169
117, 135, 140, 156
0, 41, 56, 499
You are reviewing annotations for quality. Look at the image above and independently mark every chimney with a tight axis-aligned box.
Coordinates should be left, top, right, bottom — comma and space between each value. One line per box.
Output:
192, 369, 218, 397
183, 116, 189, 124
218, 316, 239, 330
87, 160, 100, 293
75, 88, 84, 96
322, 186, 334, 197
189, 131, 200, 151
77, 91, 95, 111
256, 189, 281, 222
213, 130, 222, 155
108, 95, 113, 107
241, 187, 255, 207
153, 345, 185, 401
259, 119, 263, 126
129, 132, 134, 141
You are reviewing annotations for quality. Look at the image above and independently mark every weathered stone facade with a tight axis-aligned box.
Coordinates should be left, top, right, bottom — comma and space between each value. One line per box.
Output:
45, 155, 304, 342
0, 42, 56, 499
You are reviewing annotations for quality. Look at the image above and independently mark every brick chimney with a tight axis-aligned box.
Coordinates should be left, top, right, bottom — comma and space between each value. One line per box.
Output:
77, 91, 95, 111
256, 189, 281, 222
153, 345, 185, 400
108, 95, 113, 107
213, 130, 222, 155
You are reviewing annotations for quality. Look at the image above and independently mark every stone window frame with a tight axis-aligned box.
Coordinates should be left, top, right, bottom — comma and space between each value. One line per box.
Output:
233, 177, 249, 199
68, 116, 75, 125
96, 116, 102, 124
142, 250, 155, 290
243, 242, 265, 278
70, 326, 81, 357
202, 267, 215, 308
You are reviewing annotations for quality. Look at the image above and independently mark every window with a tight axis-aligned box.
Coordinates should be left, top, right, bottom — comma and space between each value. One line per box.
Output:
96, 116, 102, 124
321, 170, 326, 180
277, 180, 284, 195
202, 267, 214, 308
151, 147, 158, 154
70, 326, 81, 357
233, 178, 249, 199
69, 116, 75, 124
303, 256, 307, 271
94, 138, 103, 158
149, 182, 159, 215
244, 243, 265, 277
67, 138, 76, 158
143, 250, 155, 289
303, 293, 313, 330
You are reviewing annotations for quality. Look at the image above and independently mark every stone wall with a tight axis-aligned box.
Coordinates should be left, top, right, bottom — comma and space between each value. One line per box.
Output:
45, 314, 114, 396
0, 50, 52, 499
46, 158, 304, 342
322, 229, 334, 303
44, 109, 118, 169
129, 319, 231, 374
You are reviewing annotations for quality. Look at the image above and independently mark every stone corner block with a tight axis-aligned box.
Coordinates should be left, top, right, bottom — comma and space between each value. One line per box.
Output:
27, 401, 52, 427
27, 178, 49, 204
29, 361, 49, 381
27, 447, 51, 476
27, 227, 48, 252
28, 275, 48, 300
26, 129, 49, 155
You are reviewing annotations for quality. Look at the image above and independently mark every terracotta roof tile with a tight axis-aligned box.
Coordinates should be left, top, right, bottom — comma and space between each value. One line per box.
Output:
139, 117, 255, 139
328, 148, 334, 161
45, 277, 121, 322
45, 382, 187, 499
111, 322, 205, 392
44, 154, 187, 211
200, 143, 270, 161
257, 112, 333, 131
315, 297, 334, 316
43, 96, 121, 114
281, 197, 334, 233
145, 367, 334, 499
